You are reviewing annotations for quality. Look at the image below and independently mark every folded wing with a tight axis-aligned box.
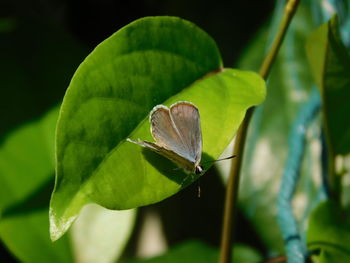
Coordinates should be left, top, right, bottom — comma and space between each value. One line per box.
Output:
170, 102, 202, 164
150, 102, 202, 164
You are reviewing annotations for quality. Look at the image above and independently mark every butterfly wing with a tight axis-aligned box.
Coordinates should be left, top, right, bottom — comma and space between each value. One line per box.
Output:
127, 101, 202, 173
150, 104, 196, 163
169, 102, 202, 165
126, 139, 195, 173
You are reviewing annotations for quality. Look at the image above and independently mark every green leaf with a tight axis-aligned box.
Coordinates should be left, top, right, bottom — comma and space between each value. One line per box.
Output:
125, 240, 262, 263
232, 244, 263, 263
0, 209, 73, 263
306, 15, 350, 155
50, 16, 266, 241
71, 204, 136, 263
307, 200, 350, 263
0, 108, 58, 211
0, 108, 74, 263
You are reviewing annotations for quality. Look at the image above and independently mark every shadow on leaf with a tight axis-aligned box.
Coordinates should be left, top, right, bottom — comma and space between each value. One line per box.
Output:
142, 148, 214, 187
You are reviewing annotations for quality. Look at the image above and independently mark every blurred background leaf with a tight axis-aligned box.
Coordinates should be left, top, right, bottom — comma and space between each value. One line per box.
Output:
0, 107, 136, 263
124, 240, 262, 263
71, 204, 136, 263
0, 107, 73, 263
307, 200, 350, 263
0, 108, 58, 213
304, 10, 350, 263
306, 15, 350, 156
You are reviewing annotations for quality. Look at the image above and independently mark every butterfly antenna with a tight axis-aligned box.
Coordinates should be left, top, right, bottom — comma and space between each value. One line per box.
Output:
201, 155, 236, 165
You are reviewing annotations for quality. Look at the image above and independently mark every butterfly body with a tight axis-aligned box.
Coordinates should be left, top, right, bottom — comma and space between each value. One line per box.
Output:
127, 101, 203, 175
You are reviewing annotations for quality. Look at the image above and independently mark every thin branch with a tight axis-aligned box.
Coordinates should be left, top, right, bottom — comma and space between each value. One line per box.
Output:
219, 1, 300, 263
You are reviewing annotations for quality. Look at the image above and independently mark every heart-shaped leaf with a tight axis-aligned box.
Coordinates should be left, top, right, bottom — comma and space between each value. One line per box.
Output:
50, 16, 266, 241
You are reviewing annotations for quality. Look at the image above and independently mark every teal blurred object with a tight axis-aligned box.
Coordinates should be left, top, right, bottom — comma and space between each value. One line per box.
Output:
277, 88, 321, 263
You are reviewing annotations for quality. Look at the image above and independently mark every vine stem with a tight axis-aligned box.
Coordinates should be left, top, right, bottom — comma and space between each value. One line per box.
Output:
219, 1, 300, 263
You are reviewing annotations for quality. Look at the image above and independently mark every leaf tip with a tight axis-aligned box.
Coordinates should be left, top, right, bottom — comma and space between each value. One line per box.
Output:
49, 206, 77, 242
49, 190, 87, 241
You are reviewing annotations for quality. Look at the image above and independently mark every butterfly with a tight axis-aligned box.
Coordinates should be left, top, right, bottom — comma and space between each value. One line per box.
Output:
127, 101, 204, 175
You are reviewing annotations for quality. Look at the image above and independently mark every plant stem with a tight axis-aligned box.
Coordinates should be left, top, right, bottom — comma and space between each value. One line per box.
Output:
218, 1, 300, 263
259, 0, 300, 78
